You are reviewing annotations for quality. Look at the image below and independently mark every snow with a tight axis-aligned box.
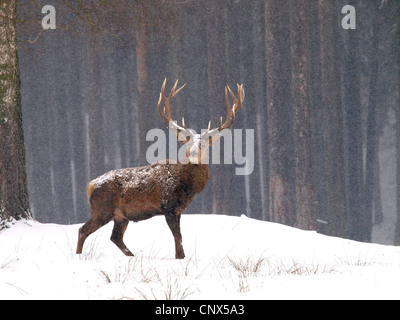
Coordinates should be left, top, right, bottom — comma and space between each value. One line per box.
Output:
1, 214, 400, 300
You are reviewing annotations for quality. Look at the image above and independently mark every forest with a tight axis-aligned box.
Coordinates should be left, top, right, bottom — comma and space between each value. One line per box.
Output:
0, 0, 399, 245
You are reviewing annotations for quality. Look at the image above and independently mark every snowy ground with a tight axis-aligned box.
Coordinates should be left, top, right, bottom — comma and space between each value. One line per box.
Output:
1, 214, 400, 300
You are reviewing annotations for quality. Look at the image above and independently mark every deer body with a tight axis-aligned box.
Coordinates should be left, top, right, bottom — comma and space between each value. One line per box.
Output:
76, 79, 244, 259
88, 161, 209, 221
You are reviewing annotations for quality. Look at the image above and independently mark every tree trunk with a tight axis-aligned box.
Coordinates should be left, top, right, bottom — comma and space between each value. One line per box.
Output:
308, 0, 325, 232
373, 151, 383, 224
67, 32, 90, 223
205, 0, 233, 216
395, 76, 400, 245
318, 0, 347, 237
135, 0, 152, 167
363, 5, 380, 242
265, 0, 294, 226
250, 0, 268, 221
394, 3, 400, 245
289, 0, 317, 230
49, 31, 74, 224
85, 38, 105, 180
0, 0, 31, 226
236, 0, 267, 220
340, 0, 364, 239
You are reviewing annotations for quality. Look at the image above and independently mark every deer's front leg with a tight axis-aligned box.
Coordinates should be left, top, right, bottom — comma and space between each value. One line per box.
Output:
165, 213, 185, 259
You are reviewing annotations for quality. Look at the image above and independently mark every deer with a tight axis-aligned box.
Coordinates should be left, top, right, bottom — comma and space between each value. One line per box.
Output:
76, 79, 244, 259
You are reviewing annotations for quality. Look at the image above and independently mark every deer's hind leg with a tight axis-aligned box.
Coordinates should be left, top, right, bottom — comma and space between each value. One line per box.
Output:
110, 218, 134, 256
76, 216, 110, 254
76, 199, 113, 255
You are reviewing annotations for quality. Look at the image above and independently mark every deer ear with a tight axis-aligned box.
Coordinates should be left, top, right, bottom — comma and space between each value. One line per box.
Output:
177, 130, 191, 143
177, 128, 197, 144
201, 128, 221, 146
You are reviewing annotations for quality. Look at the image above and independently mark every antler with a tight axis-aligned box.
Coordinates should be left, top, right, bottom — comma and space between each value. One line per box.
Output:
219, 84, 245, 131
157, 79, 244, 147
157, 78, 192, 143
200, 84, 245, 146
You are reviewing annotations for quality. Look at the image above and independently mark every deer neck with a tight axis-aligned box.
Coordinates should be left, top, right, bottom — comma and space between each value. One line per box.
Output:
181, 162, 209, 194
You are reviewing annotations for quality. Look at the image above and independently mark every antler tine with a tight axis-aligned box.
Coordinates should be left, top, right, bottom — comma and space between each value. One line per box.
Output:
157, 92, 170, 127
158, 78, 185, 119
226, 84, 244, 113
236, 83, 245, 112
225, 85, 233, 117
218, 84, 244, 131
161, 78, 167, 99
157, 78, 191, 143
172, 81, 186, 98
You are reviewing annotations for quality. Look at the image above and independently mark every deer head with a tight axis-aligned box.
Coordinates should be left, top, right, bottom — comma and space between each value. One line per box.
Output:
157, 78, 245, 164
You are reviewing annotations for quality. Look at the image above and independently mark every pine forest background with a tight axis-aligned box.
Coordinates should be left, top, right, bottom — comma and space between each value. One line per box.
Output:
11, 0, 400, 245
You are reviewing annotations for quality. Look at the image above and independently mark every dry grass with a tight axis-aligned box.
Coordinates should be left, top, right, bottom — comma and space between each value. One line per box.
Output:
270, 259, 338, 276
0, 255, 18, 270
224, 255, 341, 293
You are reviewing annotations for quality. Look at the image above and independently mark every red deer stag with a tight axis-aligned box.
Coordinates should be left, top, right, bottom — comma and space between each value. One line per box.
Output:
76, 79, 244, 259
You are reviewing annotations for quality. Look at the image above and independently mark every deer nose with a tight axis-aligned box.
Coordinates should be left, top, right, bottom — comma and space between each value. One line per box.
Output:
189, 147, 197, 157
189, 148, 199, 161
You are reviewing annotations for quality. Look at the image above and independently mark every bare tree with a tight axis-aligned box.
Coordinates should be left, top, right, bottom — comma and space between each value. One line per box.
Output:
0, 0, 31, 227
395, 83, 400, 245
390, 0, 400, 245
205, 0, 234, 216
265, 0, 294, 226
290, 0, 316, 230
318, 0, 347, 237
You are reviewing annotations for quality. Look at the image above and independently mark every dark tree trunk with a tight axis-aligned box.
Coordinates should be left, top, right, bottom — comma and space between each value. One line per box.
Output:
395, 80, 400, 245
85, 38, 105, 180
308, 0, 325, 232
363, 5, 380, 242
340, 0, 364, 239
392, 1, 400, 246
205, 0, 233, 216
373, 152, 383, 225
265, 0, 294, 226
135, 0, 150, 167
289, 0, 317, 230
318, 0, 347, 237
250, 0, 268, 221
0, 0, 31, 226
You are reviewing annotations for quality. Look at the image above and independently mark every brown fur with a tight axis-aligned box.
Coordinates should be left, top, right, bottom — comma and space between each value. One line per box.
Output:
76, 160, 209, 259
87, 181, 96, 199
